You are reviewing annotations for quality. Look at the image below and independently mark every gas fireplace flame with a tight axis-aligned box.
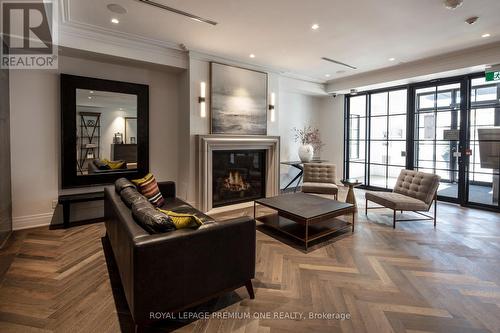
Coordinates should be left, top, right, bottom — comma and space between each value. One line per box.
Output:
224, 171, 250, 191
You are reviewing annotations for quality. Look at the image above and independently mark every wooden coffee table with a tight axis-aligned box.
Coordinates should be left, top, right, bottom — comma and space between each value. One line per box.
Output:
254, 193, 355, 252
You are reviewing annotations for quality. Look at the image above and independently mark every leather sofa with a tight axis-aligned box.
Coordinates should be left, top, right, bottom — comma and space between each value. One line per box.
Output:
104, 181, 256, 327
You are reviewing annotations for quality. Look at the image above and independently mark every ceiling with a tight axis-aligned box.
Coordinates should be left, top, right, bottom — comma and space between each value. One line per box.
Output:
66, 0, 500, 82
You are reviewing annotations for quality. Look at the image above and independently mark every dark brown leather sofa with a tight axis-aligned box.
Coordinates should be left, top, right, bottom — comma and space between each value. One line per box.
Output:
104, 181, 256, 327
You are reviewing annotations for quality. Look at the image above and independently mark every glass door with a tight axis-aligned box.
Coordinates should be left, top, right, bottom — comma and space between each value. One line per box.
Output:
467, 77, 500, 209
413, 82, 462, 202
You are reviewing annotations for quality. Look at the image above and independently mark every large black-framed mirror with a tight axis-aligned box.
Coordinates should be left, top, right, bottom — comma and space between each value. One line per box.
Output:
61, 74, 149, 188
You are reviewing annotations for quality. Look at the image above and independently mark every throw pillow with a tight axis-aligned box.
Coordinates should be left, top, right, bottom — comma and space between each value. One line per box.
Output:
132, 201, 176, 234
94, 159, 111, 170
120, 187, 148, 207
102, 159, 126, 170
132, 173, 165, 207
158, 209, 203, 229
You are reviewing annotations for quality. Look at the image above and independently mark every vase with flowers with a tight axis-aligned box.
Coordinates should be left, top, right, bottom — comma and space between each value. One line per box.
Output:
292, 126, 325, 162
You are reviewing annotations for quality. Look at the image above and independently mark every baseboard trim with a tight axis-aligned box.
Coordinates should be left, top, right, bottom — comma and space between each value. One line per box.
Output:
13, 212, 55, 231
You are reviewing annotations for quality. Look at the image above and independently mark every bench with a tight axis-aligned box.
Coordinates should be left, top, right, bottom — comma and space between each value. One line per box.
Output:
58, 191, 104, 228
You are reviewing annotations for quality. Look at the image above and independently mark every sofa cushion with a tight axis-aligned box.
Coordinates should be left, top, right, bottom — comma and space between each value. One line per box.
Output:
365, 191, 428, 211
120, 187, 148, 208
302, 182, 338, 195
132, 173, 165, 207
132, 201, 176, 234
115, 178, 136, 193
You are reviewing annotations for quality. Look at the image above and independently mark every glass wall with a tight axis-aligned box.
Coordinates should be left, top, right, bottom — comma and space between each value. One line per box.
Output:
346, 95, 367, 183
414, 83, 461, 199
345, 73, 499, 211
468, 78, 500, 206
369, 90, 407, 189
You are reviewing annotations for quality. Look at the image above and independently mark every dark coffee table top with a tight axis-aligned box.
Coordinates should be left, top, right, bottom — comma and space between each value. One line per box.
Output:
255, 193, 353, 220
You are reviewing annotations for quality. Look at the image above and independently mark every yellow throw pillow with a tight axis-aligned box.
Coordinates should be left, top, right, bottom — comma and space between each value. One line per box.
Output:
102, 159, 126, 170
158, 209, 203, 229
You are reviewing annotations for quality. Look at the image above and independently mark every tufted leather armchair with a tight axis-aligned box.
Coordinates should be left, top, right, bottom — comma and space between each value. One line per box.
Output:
365, 169, 440, 228
301, 163, 338, 200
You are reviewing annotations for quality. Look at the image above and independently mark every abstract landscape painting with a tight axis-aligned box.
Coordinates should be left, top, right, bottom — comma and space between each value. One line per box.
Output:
211, 63, 267, 135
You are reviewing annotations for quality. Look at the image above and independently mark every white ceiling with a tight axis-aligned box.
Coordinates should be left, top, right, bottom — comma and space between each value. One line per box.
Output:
66, 0, 500, 82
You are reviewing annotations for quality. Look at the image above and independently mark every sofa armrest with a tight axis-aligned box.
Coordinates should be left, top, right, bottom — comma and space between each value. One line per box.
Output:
158, 181, 175, 198
131, 216, 255, 324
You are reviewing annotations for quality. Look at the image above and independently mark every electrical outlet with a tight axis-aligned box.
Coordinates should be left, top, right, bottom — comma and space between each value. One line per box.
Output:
52, 200, 59, 209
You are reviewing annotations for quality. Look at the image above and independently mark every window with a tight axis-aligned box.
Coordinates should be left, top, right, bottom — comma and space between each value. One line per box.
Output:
349, 115, 360, 159
346, 95, 367, 183
345, 89, 407, 189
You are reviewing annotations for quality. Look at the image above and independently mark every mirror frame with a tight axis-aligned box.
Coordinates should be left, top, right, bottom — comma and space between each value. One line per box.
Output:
61, 74, 149, 188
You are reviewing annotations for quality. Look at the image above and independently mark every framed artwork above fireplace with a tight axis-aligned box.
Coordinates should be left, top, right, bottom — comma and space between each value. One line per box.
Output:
210, 62, 268, 135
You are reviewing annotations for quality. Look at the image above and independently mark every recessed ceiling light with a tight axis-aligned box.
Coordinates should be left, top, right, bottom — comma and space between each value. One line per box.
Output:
443, 0, 463, 10
482, 33, 491, 38
88, 96, 92, 99
107, 4, 127, 14
311, 24, 320, 30
89, 90, 94, 94
111, 18, 120, 24
249, 54, 256, 58
389, 58, 396, 61
325, 74, 331, 77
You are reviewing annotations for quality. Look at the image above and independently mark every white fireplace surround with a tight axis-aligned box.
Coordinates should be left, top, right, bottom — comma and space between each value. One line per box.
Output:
197, 135, 280, 212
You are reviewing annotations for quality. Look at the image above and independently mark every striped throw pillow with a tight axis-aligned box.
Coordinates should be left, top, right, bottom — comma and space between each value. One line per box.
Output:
132, 173, 165, 207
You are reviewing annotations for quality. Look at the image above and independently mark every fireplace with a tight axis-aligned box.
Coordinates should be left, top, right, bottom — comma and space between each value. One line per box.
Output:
212, 150, 266, 207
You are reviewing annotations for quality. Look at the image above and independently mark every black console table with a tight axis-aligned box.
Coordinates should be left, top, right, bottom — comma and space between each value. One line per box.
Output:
58, 191, 104, 228
281, 160, 328, 192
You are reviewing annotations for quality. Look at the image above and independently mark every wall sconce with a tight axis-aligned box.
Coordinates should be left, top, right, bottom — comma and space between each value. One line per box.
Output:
269, 92, 276, 122
199, 81, 206, 118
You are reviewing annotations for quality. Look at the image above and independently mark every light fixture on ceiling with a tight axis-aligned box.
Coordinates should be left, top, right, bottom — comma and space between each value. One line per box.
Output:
89, 90, 94, 94
350, 89, 358, 95
311, 23, 320, 30
388, 57, 396, 61
443, 0, 463, 10
465, 16, 478, 25
482, 33, 491, 38
321, 57, 357, 70
249, 54, 256, 58
107, 4, 127, 14
111, 18, 120, 24
325, 74, 331, 77
269, 93, 276, 122
199, 82, 206, 118
88, 96, 92, 99
136, 0, 218, 26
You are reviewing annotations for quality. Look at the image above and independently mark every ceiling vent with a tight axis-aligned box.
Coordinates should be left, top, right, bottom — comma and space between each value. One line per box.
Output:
444, 0, 464, 10
321, 57, 357, 70
136, 0, 218, 26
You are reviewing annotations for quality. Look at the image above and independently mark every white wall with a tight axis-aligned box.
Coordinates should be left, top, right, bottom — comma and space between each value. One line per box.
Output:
9, 55, 184, 230
317, 96, 345, 181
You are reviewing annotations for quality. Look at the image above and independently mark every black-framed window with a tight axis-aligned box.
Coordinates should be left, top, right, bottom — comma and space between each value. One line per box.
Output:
345, 89, 407, 190
349, 115, 360, 159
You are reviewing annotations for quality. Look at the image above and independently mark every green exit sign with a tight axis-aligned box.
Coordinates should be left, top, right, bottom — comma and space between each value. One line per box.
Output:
486, 65, 500, 82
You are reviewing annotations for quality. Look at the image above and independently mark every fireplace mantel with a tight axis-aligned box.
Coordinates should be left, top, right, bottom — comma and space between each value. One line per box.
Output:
197, 135, 280, 212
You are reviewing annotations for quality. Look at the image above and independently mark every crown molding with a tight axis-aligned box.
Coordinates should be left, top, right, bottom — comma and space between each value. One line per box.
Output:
189, 50, 326, 85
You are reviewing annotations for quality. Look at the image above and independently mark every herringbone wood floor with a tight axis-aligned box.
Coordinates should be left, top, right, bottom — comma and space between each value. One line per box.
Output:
1, 189, 499, 333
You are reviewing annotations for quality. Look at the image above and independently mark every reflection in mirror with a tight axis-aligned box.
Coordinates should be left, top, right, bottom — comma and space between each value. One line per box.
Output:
76, 89, 138, 176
